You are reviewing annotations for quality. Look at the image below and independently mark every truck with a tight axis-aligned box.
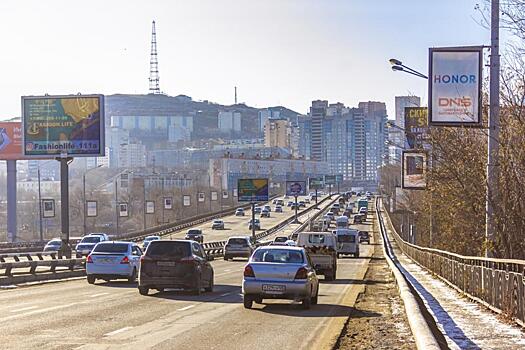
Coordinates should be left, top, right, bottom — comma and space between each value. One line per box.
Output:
335, 229, 360, 258
297, 232, 337, 281
357, 198, 368, 212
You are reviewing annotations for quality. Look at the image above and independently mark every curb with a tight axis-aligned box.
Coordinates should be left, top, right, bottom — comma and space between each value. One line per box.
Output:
376, 198, 441, 350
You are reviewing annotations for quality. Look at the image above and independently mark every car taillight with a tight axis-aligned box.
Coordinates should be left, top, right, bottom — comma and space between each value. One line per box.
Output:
86, 255, 93, 263
294, 267, 308, 279
244, 265, 255, 278
120, 256, 130, 264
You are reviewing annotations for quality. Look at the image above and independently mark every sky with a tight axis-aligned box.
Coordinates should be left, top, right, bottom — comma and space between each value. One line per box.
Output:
0, 0, 492, 119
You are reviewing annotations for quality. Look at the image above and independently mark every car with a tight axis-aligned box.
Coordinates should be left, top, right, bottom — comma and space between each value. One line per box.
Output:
326, 212, 335, 221
235, 208, 245, 216
323, 214, 333, 224
263, 205, 272, 212
224, 236, 255, 260
86, 241, 142, 284
298, 201, 306, 208
43, 238, 62, 252
359, 231, 370, 244
273, 236, 289, 244
287, 201, 294, 207
276, 199, 284, 206
254, 207, 262, 214
185, 229, 204, 243
242, 246, 319, 309
290, 203, 299, 210
143, 235, 161, 250
285, 240, 297, 246
249, 218, 261, 230
88, 232, 110, 241
304, 198, 311, 204
212, 219, 225, 230
76, 234, 109, 256
353, 214, 364, 224
261, 208, 271, 218
138, 239, 214, 295
274, 205, 283, 213
272, 199, 278, 204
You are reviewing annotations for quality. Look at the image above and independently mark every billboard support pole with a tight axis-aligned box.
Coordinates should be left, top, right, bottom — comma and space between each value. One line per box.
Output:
315, 189, 318, 209
293, 195, 300, 224
58, 157, 73, 258
6, 160, 16, 243
251, 202, 256, 243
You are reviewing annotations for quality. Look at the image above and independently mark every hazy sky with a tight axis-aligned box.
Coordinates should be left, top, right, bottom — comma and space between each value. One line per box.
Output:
0, 1, 491, 119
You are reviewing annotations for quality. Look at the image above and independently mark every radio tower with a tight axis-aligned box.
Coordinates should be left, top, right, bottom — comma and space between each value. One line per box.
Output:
149, 20, 161, 94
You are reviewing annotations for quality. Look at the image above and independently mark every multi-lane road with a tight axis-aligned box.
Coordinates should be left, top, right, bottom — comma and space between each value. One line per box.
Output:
0, 196, 376, 349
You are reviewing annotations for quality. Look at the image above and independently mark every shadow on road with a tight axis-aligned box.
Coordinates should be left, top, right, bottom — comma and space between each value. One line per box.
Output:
320, 278, 385, 286
257, 303, 382, 318
95, 280, 138, 288
148, 284, 243, 303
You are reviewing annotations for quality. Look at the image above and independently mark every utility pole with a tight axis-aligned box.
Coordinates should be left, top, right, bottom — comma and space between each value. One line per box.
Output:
38, 167, 43, 241
486, 0, 500, 258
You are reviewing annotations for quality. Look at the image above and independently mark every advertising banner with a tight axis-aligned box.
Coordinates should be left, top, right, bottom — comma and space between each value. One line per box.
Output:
22, 94, 105, 157
211, 191, 218, 201
237, 178, 269, 202
0, 122, 40, 160
308, 177, 324, 190
164, 197, 172, 210
198, 192, 205, 202
429, 47, 482, 126
222, 190, 229, 199
86, 201, 97, 217
324, 175, 336, 185
402, 150, 428, 190
183, 195, 191, 207
335, 174, 343, 184
146, 200, 155, 214
286, 181, 307, 196
118, 203, 128, 217
233, 188, 238, 197
404, 107, 430, 149
42, 199, 55, 218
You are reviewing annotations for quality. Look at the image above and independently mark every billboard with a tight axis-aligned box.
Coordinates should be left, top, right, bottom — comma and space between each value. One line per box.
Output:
222, 190, 229, 199
118, 203, 129, 217
42, 199, 55, 218
211, 191, 218, 201
309, 177, 324, 190
404, 107, 430, 149
0, 122, 39, 160
183, 195, 191, 207
324, 175, 336, 185
429, 47, 482, 126
237, 178, 269, 202
164, 197, 172, 210
146, 201, 155, 214
286, 181, 307, 196
335, 174, 343, 184
198, 192, 205, 202
402, 150, 428, 190
86, 201, 97, 217
22, 95, 105, 157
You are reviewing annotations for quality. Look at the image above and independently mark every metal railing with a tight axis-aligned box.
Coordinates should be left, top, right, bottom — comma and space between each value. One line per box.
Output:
381, 197, 525, 328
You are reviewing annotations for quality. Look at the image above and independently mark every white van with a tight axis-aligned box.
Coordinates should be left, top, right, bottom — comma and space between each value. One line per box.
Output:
335, 229, 359, 258
335, 216, 349, 229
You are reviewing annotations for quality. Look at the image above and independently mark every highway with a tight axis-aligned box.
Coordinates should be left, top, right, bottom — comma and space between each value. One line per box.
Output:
0, 197, 375, 349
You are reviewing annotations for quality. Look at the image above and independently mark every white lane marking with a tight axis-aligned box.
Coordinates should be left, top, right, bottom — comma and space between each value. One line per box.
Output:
177, 304, 195, 311
220, 292, 232, 297
90, 292, 109, 298
10, 306, 38, 313
0, 302, 81, 322
104, 326, 133, 337
224, 269, 231, 272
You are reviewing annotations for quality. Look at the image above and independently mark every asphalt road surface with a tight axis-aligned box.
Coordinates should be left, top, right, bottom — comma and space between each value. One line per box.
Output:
0, 198, 375, 350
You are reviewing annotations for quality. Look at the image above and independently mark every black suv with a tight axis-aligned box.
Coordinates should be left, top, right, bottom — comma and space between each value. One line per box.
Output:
185, 229, 204, 243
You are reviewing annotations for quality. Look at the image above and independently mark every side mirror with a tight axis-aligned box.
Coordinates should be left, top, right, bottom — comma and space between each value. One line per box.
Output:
207, 255, 215, 261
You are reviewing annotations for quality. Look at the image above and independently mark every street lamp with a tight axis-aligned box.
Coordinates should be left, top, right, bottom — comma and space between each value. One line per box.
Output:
389, 58, 428, 79
83, 165, 103, 236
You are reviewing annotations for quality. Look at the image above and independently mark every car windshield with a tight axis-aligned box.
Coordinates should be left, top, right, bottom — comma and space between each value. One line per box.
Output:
308, 234, 326, 244
187, 229, 201, 235
338, 235, 356, 243
252, 249, 304, 264
274, 237, 287, 243
47, 240, 61, 246
228, 238, 248, 246
214, 220, 221, 223
146, 241, 191, 259
81, 236, 101, 243
93, 243, 129, 253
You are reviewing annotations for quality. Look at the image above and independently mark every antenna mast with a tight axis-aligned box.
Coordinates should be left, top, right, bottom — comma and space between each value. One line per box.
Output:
235, 86, 237, 104
149, 20, 161, 94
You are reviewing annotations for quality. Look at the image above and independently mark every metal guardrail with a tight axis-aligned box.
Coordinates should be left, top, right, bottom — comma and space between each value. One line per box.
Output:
0, 256, 85, 277
381, 197, 525, 328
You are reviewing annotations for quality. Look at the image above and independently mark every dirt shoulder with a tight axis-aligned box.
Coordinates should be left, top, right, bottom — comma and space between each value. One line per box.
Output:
334, 217, 416, 350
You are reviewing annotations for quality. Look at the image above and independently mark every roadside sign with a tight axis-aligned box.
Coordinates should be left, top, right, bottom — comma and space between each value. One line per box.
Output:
211, 191, 218, 201
42, 199, 55, 218
402, 150, 428, 190
86, 201, 97, 217
286, 181, 307, 196
164, 197, 172, 210
237, 178, 269, 202
21, 94, 105, 157
183, 195, 191, 207
404, 107, 429, 149
198, 192, 205, 202
324, 175, 336, 185
308, 177, 324, 190
146, 200, 155, 214
118, 203, 128, 217
335, 174, 343, 184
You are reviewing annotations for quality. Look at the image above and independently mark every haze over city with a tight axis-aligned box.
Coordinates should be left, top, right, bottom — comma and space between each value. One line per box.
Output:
0, 0, 488, 118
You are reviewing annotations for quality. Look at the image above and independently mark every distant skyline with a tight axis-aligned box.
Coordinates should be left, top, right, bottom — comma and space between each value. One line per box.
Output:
0, 1, 494, 119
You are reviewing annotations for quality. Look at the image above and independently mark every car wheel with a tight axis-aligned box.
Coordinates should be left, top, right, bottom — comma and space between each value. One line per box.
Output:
302, 295, 312, 309
87, 275, 96, 284
205, 273, 214, 292
138, 286, 149, 296
254, 297, 263, 304
243, 296, 253, 309
224, 255, 229, 261
336, 253, 340, 259
128, 268, 137, 283
311, 286, 319, 305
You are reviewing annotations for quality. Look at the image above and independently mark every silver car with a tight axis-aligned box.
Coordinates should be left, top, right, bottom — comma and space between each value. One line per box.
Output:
224, 236, 255, 261
242, 246, 319, 309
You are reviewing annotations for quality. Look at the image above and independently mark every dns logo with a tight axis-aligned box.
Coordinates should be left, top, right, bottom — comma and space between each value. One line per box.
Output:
438, 97, 472, 107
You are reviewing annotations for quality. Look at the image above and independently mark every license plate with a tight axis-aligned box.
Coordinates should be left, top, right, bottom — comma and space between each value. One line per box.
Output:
262, 284, 286, 294
99, 258, 113, 264
157, 261, 175, 267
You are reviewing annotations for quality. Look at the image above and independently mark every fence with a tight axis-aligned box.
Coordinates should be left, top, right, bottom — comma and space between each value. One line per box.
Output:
381, 198, 525, 328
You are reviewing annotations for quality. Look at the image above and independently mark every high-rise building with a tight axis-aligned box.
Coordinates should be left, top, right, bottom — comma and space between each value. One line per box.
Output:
218, 111, 241, 132
395, 96, 420, 127
264, 118, 290, 148
119, 143, 146, 168
310, 100, 328, 161
358, 101, 388, 183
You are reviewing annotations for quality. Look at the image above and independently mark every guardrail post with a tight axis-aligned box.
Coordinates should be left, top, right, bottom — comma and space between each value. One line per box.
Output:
5, 263, 12, 277
29, 261, 38, 274
50, 260, 57, 273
